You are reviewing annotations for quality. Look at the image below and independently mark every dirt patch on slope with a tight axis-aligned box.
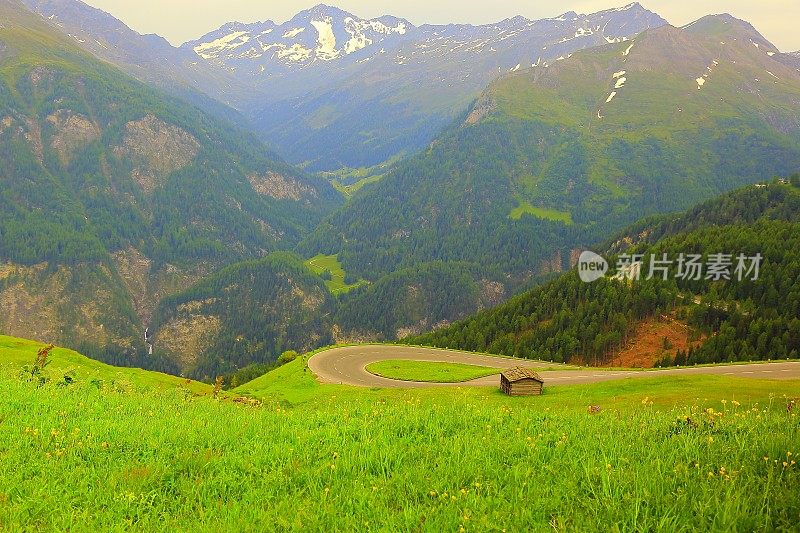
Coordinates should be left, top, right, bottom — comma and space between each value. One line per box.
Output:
0, 263, 63, 340
605, 314, 704, 368
0, 262, 135, 348
23, 117, 44, 163
0, 115, 13, 135
465, 96, 495, 125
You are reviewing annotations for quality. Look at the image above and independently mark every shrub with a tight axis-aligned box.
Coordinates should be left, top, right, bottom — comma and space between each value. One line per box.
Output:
277, 350, 299, 365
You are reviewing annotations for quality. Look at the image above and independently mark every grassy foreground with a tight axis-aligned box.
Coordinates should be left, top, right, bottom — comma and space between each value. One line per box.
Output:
1, 353, 798, 530
0, 336, 211, 394
365, 359, 499, 383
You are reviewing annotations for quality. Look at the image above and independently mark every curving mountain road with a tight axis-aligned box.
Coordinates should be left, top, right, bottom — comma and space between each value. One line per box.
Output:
308, 345, 800, 388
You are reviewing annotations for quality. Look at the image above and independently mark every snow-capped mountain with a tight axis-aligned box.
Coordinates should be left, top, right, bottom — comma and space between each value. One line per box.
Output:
186, 3, 664, 84
186, 2, 667, 170
777, 50, 800, 73
20, 0, 670, 170
183, 5, 411, 74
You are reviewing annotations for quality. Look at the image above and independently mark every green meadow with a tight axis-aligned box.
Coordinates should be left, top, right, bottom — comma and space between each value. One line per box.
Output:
509, 198, 574, 224
0, 336, 211, 394
304, 254, 367, 295
365, 359, 500, 383
1, 342, 798, 531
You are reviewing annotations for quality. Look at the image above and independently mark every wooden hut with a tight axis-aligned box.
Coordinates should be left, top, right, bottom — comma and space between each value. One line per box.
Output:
500, 367, 544, 396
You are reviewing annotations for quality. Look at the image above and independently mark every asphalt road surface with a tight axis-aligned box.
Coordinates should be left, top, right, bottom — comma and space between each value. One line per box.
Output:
308, 345, 800, 388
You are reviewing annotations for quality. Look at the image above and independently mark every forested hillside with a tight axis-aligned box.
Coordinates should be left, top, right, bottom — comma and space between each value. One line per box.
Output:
302, 16, 800, 336
0, 0, 339, 371
150, 253, 334, 380
333, 262, 509, 340
411, 179, 800, 366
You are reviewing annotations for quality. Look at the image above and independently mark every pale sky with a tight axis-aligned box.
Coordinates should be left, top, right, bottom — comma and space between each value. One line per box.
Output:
80, 0, 800, 51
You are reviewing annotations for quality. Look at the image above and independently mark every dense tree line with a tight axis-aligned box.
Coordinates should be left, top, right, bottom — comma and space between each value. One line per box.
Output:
411, 181, 800, 366
410, 273, 677, 364
335, 262, 504, 339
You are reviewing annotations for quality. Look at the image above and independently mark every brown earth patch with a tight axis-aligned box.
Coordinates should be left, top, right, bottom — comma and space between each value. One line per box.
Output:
23, 117, 44, 163
538, 250, 564, 276
0, 265, 63, 341
0, 115, 13, 134
290, 282, 325, 311
465, 97, 495, 125
331, 324, 381, 345
0, 261, 139, 350
479, 279, 506, 308
28, 66, 53, 88
605, 314, 704, 368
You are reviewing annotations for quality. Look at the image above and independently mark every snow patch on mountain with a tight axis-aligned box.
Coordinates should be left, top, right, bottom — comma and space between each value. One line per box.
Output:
284, 28, 305, 39
277, 44, 312, 62
310, 18, 339, 60
185, 5, 412, 70
193, 31, 249, 59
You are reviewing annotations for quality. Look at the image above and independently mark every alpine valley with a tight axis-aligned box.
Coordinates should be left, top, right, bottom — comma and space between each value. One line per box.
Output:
2, 0, 800, 380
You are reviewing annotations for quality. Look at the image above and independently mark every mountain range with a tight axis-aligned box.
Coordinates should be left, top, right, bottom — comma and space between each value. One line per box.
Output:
21, 1, 668, 170
188, 3, 668, 169
300, 14, 800, 291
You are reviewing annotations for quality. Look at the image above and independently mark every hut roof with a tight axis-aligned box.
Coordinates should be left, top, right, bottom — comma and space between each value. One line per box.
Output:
502, 367, 543, 383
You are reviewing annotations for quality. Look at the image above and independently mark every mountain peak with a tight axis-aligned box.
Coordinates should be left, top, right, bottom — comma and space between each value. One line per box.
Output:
554, 11, 579, 21
296, 3, 351, 19
683, 13, 778, 51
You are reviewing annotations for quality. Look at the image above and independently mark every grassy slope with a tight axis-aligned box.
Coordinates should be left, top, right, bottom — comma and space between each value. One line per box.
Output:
365, 360, 500, 383
332, 174, 383, 197
1, 358, 798, 530
509, 198, 574, 224
304, 254, 367, 295
0, 335, 211, 394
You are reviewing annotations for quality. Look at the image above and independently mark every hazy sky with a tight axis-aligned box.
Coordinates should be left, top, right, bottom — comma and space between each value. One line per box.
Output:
80, 0, 800, 51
